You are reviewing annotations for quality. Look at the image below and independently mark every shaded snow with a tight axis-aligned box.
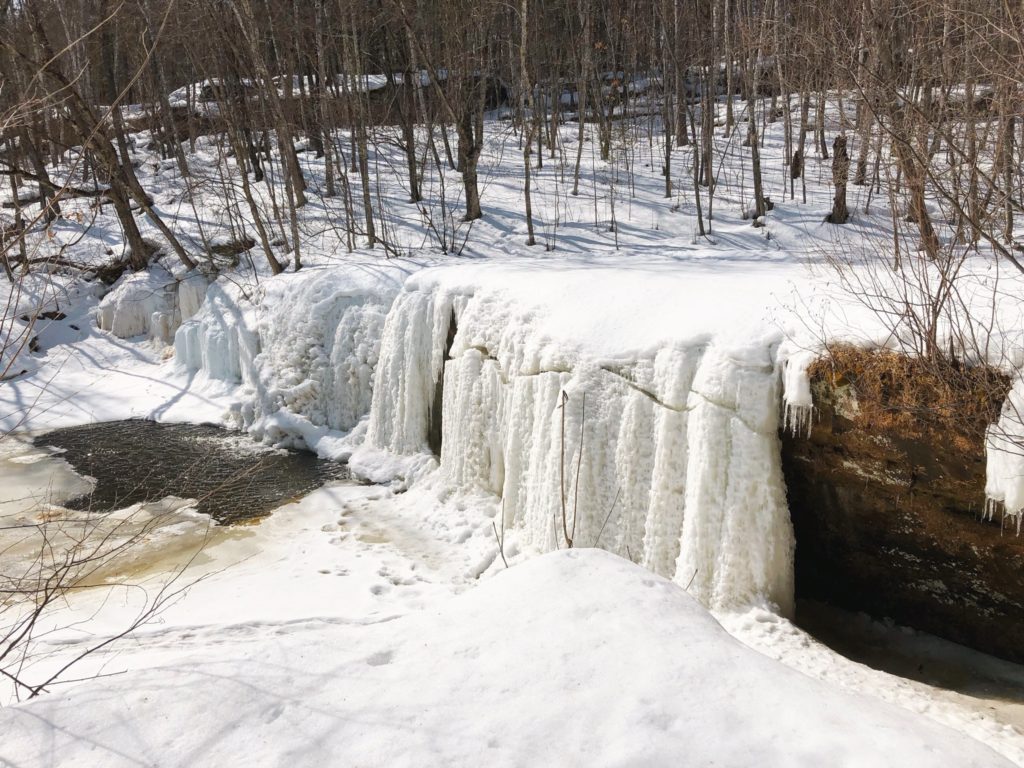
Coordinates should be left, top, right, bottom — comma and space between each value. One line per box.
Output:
0, 550, 1011, 768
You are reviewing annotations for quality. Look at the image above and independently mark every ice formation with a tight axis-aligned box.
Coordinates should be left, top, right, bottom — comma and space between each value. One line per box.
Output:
177, 265, 798, 614
175, 279, 260, 385
782, 350, 816, 438
356, 279, 796, 615
96, 266, 180, 343
177, 271, 211, 322
985, 376, 1024, 533
175, 266, 401, 450
94, 266, 218, 345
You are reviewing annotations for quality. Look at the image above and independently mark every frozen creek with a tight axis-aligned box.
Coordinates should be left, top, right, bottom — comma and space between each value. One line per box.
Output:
176, 262, 803, 615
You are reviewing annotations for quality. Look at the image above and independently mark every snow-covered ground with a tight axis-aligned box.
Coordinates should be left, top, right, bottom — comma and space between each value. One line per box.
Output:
1, 549, 1014, 768
4, 98, 1024, 765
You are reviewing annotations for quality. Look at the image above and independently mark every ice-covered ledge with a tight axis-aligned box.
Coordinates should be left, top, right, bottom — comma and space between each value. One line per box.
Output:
351, 262, 804, 615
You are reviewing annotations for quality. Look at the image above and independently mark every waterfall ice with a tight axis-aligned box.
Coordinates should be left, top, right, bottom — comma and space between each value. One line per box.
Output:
175, 279, 260, 385
985, 376, 1024, 533
352, 265, 797, 615
177, 262, 799, 614
96, 266, 179, 343
175, 265, 403, 452
95, 267, 214, 345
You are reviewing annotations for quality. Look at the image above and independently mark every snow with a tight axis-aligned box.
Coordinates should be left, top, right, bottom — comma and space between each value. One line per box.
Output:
1, 272, 97, 381
0, 550, 1012, 768
722, 605, 1024, 765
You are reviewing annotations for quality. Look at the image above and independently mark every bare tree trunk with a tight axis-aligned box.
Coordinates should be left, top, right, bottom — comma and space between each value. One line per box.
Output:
520, 0, 537, 245
571, 4, 591, 196
816, 89, 829, 159
827, 134, 850, 223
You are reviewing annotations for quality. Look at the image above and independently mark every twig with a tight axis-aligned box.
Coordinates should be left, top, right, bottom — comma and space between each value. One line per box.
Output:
492, 499, 508, 568
685, 568, 698, 591
593, 486, 620, 549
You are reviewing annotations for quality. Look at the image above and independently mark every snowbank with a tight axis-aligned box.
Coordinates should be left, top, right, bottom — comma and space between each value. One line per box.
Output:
0, 550, 1009, 768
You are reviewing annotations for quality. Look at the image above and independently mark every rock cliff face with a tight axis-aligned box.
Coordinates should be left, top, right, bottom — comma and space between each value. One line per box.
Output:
781, 350, 1024, 663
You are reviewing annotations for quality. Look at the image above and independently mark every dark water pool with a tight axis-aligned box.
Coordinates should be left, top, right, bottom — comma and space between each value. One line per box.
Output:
35, 420, 348, 524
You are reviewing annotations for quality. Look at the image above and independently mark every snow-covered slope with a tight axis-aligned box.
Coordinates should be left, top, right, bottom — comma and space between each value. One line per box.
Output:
0, 550, 1009, 768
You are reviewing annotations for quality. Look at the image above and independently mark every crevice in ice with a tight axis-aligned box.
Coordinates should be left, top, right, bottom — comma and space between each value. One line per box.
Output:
428, 308, 457, 457
600, 366, 687, 413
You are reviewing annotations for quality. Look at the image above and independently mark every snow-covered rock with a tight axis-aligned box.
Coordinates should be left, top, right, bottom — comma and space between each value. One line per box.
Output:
0, 550, 1010, 767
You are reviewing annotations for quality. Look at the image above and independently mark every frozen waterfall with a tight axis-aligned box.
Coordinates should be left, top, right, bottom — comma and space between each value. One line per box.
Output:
354, 275, 796, 615
176, 265, 798, 615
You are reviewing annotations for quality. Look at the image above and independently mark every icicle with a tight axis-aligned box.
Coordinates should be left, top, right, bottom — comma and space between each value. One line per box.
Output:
783, 402, 815, 439
984, 376, 1024, 535
781, 351, 815, 438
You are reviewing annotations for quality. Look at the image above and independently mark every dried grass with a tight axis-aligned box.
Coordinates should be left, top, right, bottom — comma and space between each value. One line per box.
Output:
810, 344, 1010, 451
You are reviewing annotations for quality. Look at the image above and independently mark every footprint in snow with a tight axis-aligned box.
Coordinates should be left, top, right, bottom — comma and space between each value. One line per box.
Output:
366, 650, 394, 666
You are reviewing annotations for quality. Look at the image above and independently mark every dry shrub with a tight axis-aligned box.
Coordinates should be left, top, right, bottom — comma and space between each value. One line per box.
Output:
810, 344, 1011, 451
